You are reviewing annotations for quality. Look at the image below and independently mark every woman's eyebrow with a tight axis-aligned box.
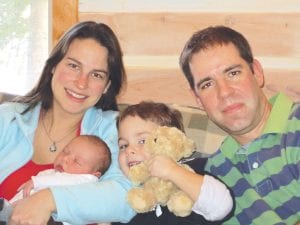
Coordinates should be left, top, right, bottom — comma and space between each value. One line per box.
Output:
66, 57, 108, 75
66, 57, 82, 65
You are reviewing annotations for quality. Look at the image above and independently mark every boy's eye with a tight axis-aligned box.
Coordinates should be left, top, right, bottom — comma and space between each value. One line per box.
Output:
119, 144, 128, 151
138, 139, 145, 145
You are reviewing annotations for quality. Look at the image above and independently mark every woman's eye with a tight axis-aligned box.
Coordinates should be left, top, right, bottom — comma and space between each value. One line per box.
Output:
90, 71, 107, 80
68, 63, 80, 71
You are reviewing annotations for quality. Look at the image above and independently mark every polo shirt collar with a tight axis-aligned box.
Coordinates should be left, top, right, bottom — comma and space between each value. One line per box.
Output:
221, 92, 293, 159
263, 92, 293, 133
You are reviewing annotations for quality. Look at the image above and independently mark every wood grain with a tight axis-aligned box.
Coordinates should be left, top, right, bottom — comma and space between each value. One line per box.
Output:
79, 12, 300, 57
52, 0, 78, 47
77, 11, 300, 106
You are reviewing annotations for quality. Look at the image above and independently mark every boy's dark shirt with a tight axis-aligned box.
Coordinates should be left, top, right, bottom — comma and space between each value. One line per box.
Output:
112, 157, 234, 225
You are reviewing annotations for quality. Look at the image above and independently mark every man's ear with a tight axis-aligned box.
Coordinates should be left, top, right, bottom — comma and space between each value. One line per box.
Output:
103, 80, 111, 94
190, 89, 204, 110
252, 59, 265, 88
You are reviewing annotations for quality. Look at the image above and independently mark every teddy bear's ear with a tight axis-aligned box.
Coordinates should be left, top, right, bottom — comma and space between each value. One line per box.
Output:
146, 126, 195, 161
182, 138, 196, 157
128, 162, 150, 185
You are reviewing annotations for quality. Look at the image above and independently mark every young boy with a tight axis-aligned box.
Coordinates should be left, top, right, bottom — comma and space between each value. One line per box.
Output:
0, 135, 111, 225
113, 101, 234, 225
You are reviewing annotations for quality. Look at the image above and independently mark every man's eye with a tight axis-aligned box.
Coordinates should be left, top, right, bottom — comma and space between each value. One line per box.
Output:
200, 81, 213, 90
229, 70, 240, 77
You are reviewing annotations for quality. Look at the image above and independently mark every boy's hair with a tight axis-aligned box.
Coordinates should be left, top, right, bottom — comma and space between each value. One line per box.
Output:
79, 135, 111, 175
118, 101, 185, 132
179, 25, 254, 90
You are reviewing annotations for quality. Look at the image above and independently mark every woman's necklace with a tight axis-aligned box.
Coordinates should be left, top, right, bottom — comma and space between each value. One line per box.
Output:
42, 111, 79, 152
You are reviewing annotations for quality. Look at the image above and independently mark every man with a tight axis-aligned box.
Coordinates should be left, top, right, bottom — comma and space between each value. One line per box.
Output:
179, 25, 300, 225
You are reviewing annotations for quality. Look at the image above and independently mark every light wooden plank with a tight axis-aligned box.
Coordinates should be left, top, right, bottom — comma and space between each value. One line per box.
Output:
118, 68, 300, 106
79, 12, 300, 58
118, 68, 194, 106
79, 0, 300, 13
52, 0, 78, 47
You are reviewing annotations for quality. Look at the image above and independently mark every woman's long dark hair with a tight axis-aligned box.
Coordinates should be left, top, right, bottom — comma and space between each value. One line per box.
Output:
16, 21, 126, 114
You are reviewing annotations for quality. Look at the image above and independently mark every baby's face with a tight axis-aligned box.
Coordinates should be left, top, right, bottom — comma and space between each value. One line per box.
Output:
54, 137, 101, 176
118, 115, 158, 177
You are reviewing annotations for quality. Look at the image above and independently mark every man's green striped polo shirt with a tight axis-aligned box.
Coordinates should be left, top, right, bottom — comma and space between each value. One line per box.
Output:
205, 93, 300, 225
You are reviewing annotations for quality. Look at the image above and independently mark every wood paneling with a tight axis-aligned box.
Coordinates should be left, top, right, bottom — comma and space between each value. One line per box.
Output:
80, 12, 300, 106
117, 68, 300, 107
118, 68, 194, 106
51, 0, 78, 47
79, 12, 300, 57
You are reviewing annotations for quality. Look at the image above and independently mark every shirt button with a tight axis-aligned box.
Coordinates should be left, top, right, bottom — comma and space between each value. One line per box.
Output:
252, 162, 259, 169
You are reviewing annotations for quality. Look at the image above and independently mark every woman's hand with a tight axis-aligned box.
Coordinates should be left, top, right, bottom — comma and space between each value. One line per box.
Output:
9, 189, 56, 225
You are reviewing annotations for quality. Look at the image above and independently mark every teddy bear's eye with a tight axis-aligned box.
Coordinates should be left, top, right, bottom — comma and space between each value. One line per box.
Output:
153, 138, 157, 143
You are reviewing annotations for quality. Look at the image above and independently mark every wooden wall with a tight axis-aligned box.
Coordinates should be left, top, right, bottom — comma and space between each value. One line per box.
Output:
51, 0, 78, 46
53, 1, 300, 107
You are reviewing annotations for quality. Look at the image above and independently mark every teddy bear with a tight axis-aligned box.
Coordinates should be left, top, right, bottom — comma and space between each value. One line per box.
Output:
127, 126, 196, 217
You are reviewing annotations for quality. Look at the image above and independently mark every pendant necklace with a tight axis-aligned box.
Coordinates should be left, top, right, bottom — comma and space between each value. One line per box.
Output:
42, 111, 79, 152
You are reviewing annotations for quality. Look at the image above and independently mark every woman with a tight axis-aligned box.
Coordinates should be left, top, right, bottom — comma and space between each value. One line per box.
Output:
0, 21, 134, 224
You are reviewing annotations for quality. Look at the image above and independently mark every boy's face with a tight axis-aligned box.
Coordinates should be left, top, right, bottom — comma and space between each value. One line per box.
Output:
54, 137, 101, 177
118, 115, 158, 177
